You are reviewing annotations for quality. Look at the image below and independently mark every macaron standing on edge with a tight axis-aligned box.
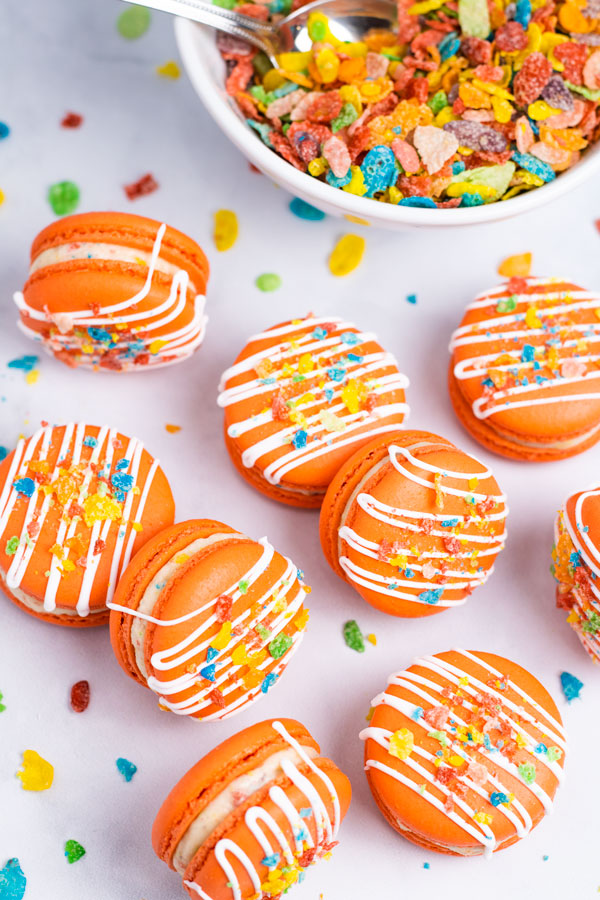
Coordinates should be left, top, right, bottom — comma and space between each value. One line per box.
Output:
448, 276, 600, 460
360, 649, 566, 856
14, 211, 209, 372
109, 519, 310, 720
152, 718, 351, 899
218, 314, 409, 508
320, 430, 508, 617
0, 422, 175, 626
552, 482, 600, 662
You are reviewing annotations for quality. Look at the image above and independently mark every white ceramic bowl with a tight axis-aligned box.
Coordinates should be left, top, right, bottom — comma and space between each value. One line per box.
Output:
175, 17, 600, 230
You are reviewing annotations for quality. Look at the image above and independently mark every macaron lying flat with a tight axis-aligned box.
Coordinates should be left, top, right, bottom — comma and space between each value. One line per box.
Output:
360, 649, 566, 856
449, 276, 600, 461
0, 422, 174, 626
552, 483, 600, 662
320, 430, 507, 617
218, 314, 409, 508
152, 718, 351, 900
109, 520, 310, 720
14, 212, 209, 372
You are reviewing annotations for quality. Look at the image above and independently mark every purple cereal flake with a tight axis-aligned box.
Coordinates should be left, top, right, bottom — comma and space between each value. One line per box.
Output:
570, 30, 600, 43
216, 33, 253, 55
541, 76, 574, 111
443, 120, 507, 152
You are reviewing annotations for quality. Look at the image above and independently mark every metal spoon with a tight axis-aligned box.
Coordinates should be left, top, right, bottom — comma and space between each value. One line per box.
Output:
123, 0, 397, 68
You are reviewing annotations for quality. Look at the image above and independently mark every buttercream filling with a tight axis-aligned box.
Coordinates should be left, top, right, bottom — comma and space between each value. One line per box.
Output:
131, 532, 245, 680
173, 745, 318, 875
0, 568, 106, 617
30, 242, 198, 295
487, 418, 600, 450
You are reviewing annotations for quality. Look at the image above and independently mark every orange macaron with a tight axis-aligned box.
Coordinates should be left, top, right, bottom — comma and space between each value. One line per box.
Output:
152, 718, 351, 900
552, 482, 600, 663
0, 422, 174, 626
13, 211, 209, 371
320, 430, 507, 617
360, 649, 566, 856
109, 520, 310, 720
217, 314, 409, 508
448, 276, 600, 461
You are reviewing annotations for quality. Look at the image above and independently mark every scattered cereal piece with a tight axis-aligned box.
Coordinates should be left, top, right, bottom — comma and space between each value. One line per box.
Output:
289, 197, 326, 221
559, 671, 583, 703
328, 234, 365, 277
70, 680, 90, 713
498, 253, 533, 278
0, 691, 5, 713
16, 750, 54, 791
343, 619, 365, 653
156, 60, 180, 79
0, 448, 8, 463
406, 294, 417, 305
124, 173, 158, 200
0, 122, 10, 140
117, 4, 151, 39
8, 355, 38, 372
61, 113, 83, 128
48, 181, 80, 217
64, 840, 86, 864
0, 858, 26, 900
213, 209, 238, 251
255, 273, 282, 292
268, 633, 293, 659
25, 369, 39, 385
165, 424, 181, 434
366, 633, 377, 645
116, 757, 137, 782
388, 728, 414, 760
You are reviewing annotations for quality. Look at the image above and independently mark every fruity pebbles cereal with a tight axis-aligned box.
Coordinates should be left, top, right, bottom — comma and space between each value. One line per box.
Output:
217, 1, 600, 207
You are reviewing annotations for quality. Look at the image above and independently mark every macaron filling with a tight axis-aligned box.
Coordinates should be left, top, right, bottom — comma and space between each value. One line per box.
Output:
0, 570, 106, 618
172, 744, 318, 874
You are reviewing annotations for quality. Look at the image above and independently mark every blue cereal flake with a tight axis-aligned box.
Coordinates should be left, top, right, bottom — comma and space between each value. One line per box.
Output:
521, 344, 535, 362
12, 477, 35, 498
247, 119, 273, 146
399, 196, 437, 208
261, 672, 278, 694
0, 447, 7, 462
0, 122, 10, 141
7, 355, 38, 372
340, 331, 361, 346
292, 430, 307, 450
490, 791, 510, 806
511, 150, 556, 183
299, 807, 312, 817
406, 294, 417, 305
441, 518, 459, 527
200, 663, 216, 682
423, 862, 431, 870
326, 169, 352, 189
206, 646, 219, 663
311, 327, 328, 340
0, 858, 26, 900
419, 588, 443, 605
327, 366, 346, 382
111, 471, 134, 493
438, 32, 460, 60
83, 436, 97, 448
261, 853, 280, 868
289, 197, 326, 221
411, 706, 424, 721
560, 671, 584, 703
514, 0, 532, 27
115, 458, 130, 471
88, 326, 114, 345
116, 757, 137, 782
569, 551, 581, 568
360, 145, 398, 197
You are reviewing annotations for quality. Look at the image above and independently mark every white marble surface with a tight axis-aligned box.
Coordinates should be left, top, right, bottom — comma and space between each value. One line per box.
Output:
1, 2, 600, 899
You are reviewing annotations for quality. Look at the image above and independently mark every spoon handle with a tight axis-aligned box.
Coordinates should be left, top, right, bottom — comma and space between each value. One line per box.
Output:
122, 0, 279, 61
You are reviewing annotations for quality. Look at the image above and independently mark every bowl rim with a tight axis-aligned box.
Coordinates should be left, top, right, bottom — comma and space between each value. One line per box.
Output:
175, 16, 600, 228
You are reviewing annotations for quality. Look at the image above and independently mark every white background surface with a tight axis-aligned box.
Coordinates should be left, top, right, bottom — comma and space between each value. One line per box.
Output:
1, 2, 599, 898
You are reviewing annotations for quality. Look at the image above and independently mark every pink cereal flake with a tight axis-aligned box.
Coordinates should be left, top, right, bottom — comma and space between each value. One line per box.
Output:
391, 138, 420, 173
583, 50, 600, 91
323, 136, 351, 177
472, 65, 504, 82
544, 98, 585, 129
413, 125, 459, 175
561, 358, 587, 378
461, 109, 496, 122
266, 89, 305, 120
423, 705, 450, 729
529, 141, 570, 166
515, 116, 535, 153
366, 51, 390, 79
466, 761, 489, 786
290, 92, 322, 122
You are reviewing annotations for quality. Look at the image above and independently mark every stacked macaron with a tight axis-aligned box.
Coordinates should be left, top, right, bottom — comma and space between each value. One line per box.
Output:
14, 212, 209, 371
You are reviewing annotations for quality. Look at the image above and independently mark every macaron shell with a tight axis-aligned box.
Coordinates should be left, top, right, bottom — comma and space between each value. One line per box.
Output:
565, 487, 600, 561
0, 424, 174, 625
220, 317, 408, 506
448, 361, 600, 461
152, 718, 317, 866
109, 520, 238, 682
185, 759, 351, 900
449, 278, 600, 452
0, 578, 109, 627
364, 650, 565, 855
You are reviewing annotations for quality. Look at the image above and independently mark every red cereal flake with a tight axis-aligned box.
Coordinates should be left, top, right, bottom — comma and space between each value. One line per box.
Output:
554, 42, 587, 86
269, 131, 306, 171
443, 536, 462, 554
364, 393, 378, 412
460, 36, 492, 66
297, 848, 317, 868
93, 539, 106, 555
452, 97, 466, 115
235, 91, 262, 121
472, 65, 504, 83
70, 680, 90, 713
61, 112, 83, 128
271, 391, 290, 421
406, 77, 429, 103
226, 58, 254, 96
288, 121, 331, 146
215, 594, 233, 622
420, 518, 434, 534
295, 133, 320, 164
513, 52, 553, 107
347, 125, 371, 161
208, 688, 226, 709
306, 91, 343, 123
124, 173, 158, 200
378, 538, 401, 561
494, 21, 528, 51
399, 173, 433, 196
236, 3, 268, 18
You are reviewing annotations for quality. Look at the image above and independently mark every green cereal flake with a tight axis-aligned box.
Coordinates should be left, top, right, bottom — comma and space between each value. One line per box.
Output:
332, 103, 358, 133
117, 5, 151, 39
343, 619, 365, 653
451, 162, 516, 199
5, 536, 19, 556
0, 691, 5, 713
458, 0, 490, 37
496, 295, 517, 313
428, 91, 448, 115
238, 579, 249, 594
546, 746, 562, 763
256, 624, 272, 642
48, 181, 80, 217
256, 273, 282, 292
565, 82, 600, 102
518, 762, 536, 784
582, 611, 600, 635
64, 840, 86, 864
268, 633, 293, 659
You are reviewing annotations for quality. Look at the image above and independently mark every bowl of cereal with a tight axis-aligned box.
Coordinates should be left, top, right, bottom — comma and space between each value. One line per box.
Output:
175, 7, 600, 230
